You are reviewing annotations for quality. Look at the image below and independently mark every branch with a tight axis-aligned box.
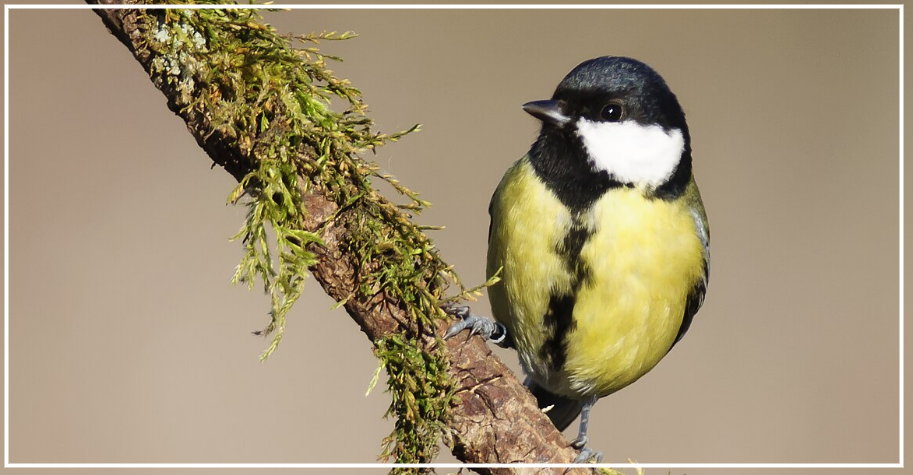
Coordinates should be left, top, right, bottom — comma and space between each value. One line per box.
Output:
87, 2, 591, 472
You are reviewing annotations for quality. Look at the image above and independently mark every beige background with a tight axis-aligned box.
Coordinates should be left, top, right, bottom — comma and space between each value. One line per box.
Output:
3, 3, 907, 475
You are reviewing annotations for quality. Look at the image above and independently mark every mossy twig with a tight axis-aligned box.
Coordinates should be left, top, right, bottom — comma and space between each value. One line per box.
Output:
88, 1, 597, 472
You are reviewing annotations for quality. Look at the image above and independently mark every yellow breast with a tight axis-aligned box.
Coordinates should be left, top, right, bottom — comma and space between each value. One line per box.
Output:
487, 157, 706, 398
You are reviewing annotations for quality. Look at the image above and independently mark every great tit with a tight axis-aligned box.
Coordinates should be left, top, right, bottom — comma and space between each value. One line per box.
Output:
446, 56, 709, 462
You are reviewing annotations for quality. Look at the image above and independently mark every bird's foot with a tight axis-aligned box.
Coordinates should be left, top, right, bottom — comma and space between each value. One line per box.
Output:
573, 447, 603, 463
442, 304, 510, 347
571, 435, 603, 463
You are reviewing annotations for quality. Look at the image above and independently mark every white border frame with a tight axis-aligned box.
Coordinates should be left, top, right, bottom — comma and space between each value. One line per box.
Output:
3, 3, 904, 471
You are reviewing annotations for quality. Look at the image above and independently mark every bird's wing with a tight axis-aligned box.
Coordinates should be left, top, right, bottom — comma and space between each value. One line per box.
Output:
673, 179, 710, 345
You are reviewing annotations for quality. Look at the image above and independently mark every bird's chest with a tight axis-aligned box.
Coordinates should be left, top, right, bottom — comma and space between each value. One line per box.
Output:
488, 168, 703, 396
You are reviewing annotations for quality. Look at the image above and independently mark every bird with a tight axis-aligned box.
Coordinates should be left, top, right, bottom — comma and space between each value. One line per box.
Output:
444, 56, 709, 462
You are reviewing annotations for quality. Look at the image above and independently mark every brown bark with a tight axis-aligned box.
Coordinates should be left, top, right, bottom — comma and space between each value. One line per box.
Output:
87, 2, 591, 472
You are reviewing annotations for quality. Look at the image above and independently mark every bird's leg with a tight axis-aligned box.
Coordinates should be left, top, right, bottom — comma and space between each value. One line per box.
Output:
442, 304, 512, 348
571, 396, 603, 463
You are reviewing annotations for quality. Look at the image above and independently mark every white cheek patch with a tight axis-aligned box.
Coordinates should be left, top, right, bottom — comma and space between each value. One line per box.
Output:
575, 119, 685, 187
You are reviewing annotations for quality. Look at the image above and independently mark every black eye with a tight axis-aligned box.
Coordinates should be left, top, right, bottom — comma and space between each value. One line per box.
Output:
600, 103, 624, 122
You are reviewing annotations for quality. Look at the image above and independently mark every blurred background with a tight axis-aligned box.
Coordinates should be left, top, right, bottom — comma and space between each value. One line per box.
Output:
3, 3, 906, 475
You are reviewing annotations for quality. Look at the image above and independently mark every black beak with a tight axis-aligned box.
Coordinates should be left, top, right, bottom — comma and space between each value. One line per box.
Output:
522, 100, 570, 126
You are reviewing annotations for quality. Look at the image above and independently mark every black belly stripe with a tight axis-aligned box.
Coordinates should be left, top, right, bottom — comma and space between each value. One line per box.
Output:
541, 293, 576, 369
540, 216, 593, 370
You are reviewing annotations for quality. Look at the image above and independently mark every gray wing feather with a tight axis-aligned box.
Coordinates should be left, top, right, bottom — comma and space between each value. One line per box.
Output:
673, 207, 710, 345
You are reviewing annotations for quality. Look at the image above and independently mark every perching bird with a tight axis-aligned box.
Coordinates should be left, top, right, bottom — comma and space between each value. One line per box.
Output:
445, 56, 709, 462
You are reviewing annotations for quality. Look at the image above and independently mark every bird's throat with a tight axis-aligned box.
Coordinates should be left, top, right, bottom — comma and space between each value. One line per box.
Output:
528, 131, 623, 212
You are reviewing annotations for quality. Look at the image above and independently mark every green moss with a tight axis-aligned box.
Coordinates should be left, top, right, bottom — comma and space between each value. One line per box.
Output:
136, 0, 484, 464
375, 334, 454, 465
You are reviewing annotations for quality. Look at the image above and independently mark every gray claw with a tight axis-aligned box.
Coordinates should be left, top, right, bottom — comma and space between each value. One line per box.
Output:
443, 318, 472, 339
442, 304, 471, 319
573, 447, 603, 463
442, 305, 508, 346
571, 435, 588, 449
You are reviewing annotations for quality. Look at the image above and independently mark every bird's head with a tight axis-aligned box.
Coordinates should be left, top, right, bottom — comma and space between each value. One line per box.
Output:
525, 56, 691, 193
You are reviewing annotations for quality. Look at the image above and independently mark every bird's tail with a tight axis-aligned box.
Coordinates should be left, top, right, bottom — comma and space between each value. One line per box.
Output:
527, 380, 584, 431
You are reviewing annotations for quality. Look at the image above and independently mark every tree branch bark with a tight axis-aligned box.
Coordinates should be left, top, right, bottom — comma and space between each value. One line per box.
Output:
87, 2, 591, 472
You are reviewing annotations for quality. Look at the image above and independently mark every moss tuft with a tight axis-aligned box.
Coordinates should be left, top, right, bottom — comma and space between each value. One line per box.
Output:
376, 334, 455, 465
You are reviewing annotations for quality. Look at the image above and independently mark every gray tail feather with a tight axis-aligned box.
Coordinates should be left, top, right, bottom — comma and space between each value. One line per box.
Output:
527, 380, 584, 431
